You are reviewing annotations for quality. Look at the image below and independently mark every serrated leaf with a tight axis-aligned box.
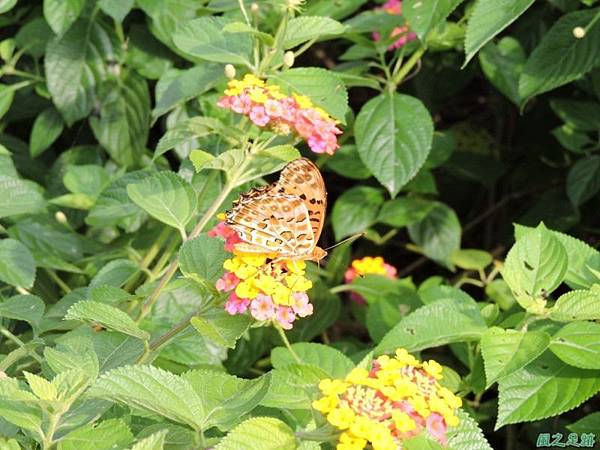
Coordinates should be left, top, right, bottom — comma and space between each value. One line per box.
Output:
90, 259, 138, 288
43, 0, 85, 35
567, 412, 600, 434
179, 233, 228, 285
0, 396, 42, 432
479, 36, 526, 105
90, 365, 204, 430
271, 343, 354, 378
0, 176, 46, 218
481, 327, 550, 387
189, 150, 215, 172
550, 321, 600, 369
550, 289, 600, 322
24, 372, 57, 401
496, 352, 600, 429
403, 0, 464, 40
0, 294, 44, 332
283, 16, 347, 49
127, 172, 197, 232
65, 301, 150, 340
375, 288, 487, 354
464, 0, 534, 65
129, 430, 168, 450
331, 186, 384, 240
355, 93, 433, 197
173, 17, 252, 65
44, 346, 99, 379
223, 22, 274, 46
0, 239, 36, 288
447, 409, 494, 450
191, 310, 251, 349
57, 418, 133, 450
502, 223, 568, 308
63, 165, 111, 199
270, 68, 348, 124
214, 417, 296, 450
519, 7, 600, 102
29, 107, 63, 158
566, 155, 600, 207
261, 364, 326, 409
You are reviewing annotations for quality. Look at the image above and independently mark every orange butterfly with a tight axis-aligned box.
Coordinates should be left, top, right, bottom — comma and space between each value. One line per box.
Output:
225, 158, 328, 262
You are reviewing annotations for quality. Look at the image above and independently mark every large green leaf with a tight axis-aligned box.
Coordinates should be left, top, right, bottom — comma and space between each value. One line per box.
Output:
0, 294, 44, 331
283, 16, 347, 49
45, 19, 121, 125
271, 343, 354, 378
403, 0, 464, 40
464, 0, 534, 65
480, 327, 550, 387
375, 288, 487, 354
331, 186, 384, 240
191, 310, 252, 349
355, 93, 433, 197
270, 68, 349, 123
213, 417, 296, 450
260, 364, 325, 410
502, 223, 568, 308
173, 17, 253, 65
377, 197, 436, 228
550, 289, 600, 322
0, 379, 43, 432
29, 107, 64, 158
43, 0, 85, 35
0, 176, 46, 218
57, 419, 133, 450
179, 233, 228, 285
496, 352, 600, 429
519, 7, 600, 103
479, 37, 526, 105
127, 171, 197, 232
447, 410, 494, 450
129, 430, 168, 450
550, 321, 600, 369
566, 155, 600, 207
65, 301, 150, 340
0, 239, 36, 288
90, 70, 150, 167
550, 99, 600, 131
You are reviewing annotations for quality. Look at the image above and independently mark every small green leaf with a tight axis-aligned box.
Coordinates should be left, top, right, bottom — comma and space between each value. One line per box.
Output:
0, 239, 36, 288
191, 310, 252, 349
283, 16, 347, 49
0, 85, 14, 121
481, 327, 550, 387
179, 233, 228, 285
0, 0, 17, 14
29, 107, 64, 158
355, 93, 433, 197
0, 176, 46, 218
271, 343, 354, 378
43, 0, 85, 35
129, 430, 168, 450
550, 289, 600, 322
189, 150, 215, 172
479, 37, 526, 105
550, 321, 600, 369
57, 419, 133, 450
127, 172, 197, 232
566, 155, 600, 207
0, 294, 44, 330
90, 259, 138, 288
24, 372, 57, 401
98, 0, 134, 22
331, 186, 384, 240
223, 22, 274, 46
65, 301, 150, 340
403, 0, 464, 40
63, 164, 110, 199
568, 412, 600, 434
213, 417, 296, 450
451, 249, 493, 271
550, 99, 600, 131
261, 364, 325, 410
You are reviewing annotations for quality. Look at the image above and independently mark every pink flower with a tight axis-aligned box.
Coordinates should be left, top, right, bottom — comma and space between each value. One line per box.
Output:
216, 272, 240, 292
249, 105, 270, 126
276, 306, 296, 330
382, 0, 402, 14
217, 96, 233, 108
264, 99, 284, 118
208, 221, 243, 252
250, 294, 275, 321
426, 413, 448, 446
292, 292, 313, 317
385, 263, 398, 278
225, 293, 251, 315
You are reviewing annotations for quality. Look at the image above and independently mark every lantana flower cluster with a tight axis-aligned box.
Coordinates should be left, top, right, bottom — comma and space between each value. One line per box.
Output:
372, 0, 417, 50
344, 256, 398, 304
217, 74, 342, 155
312, 349, 462, 450
209, 219, 314, 330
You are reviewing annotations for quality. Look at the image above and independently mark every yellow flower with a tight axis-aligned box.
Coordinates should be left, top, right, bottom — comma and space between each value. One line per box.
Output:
393, 378, 418, 398
422, 360, 443, 379
319, 378, 348, 396
235, 280, 259, 299
223, 258, 241, 272
446, 413, 460, 427
327, 407, 355, 430
438, 387, 462, 409
238, 253, 268, 267
286, 260, 306, 274
253, 274, 278, 295
312, 395, 338, 413
338, 432, 367, 450
285, 273, 312, 291
349, 416, 373, 440
248, 87, 269, 103
392, 411, 416, 433
345, 368, 370, 385
241, 74, 264, 87
410, 394, 430, 418
395, 348, 419, 367
272, 284, 293, 305
369, 424, 396, 450
293, 93, 313, 109
351, 256, 387, 276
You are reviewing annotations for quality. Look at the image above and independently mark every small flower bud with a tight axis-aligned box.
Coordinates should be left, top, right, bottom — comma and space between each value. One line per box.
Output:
224, 64, 236, 79
250, 2, 259, 13
55, 211, 67, 224
573, 26, 585, 38
283, 51, 295, 68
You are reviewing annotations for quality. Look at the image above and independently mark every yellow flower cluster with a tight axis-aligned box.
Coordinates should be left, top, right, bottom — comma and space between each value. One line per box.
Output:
350, 256, 390, 276
312, 349, 462, 450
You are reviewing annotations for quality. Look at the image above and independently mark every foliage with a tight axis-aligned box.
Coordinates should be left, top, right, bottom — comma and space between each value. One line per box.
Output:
0, 0, 600, 449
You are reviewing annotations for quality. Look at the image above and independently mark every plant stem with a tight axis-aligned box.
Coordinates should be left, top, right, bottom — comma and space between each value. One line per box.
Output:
42, 412, 60, 450
0, 326, 43, 365
45, 269, 71, 294
238, 0, 251, 25
275, 324, 302, 364
328, 284, 354, 295
390, 45, 426, 89
124, 227, 172, 292
137, 311, 196, 364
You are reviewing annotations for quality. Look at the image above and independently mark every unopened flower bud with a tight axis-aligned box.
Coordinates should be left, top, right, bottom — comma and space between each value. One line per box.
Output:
283, 51, 295, 68
55, 211, 67, 224
573, 26, 585, 38
250, 2, 259, 13
224, 64, 236, 79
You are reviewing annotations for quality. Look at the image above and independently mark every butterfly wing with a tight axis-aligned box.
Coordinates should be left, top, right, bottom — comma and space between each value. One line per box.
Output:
275, 158, 327, 242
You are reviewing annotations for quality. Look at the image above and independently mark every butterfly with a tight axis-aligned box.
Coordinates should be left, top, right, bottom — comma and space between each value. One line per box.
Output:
225, 157, 328, 262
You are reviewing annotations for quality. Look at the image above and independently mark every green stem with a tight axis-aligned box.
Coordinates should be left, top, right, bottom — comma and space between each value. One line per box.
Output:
275, 324, 302, 364
0, 326, 43, 365
390, 45, 426, 90
257, 12, 288, 76
45, 269, 71, 294
42, 412, 60, 450
124, 227, 172, 292
238, 0, 251, 25
137, 311, 196, 364
328, 284, 354, 295
584, 8, 600, 33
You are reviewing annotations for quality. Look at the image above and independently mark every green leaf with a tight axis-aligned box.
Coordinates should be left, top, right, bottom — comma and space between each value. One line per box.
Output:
0, 0, 16, 14
551, 289, 600, 322
129, 430, 168, 450
65, 301, 150, 340
566, 155, 600, 207
179, 233, 228, 285
98, 0, 134, 22
283, 16, 347, 49
90, 70, 150, 167
519, 7, 600, 103
550, 99, 600, 131
464, 0, 534, 65
127, 171, 197, 232
24, 372, 57, 401
355, 93, 433, 197
0, 176, 46, 218
43, 0, 85, 35
552, 124, 594, 153
237, 146, 301, 186
191, 310, 252, 349
479, 37, 526, 105
550, 321, 600, 369
375, 288, 487, 354
270, 68, 349, 124
44, 345, 99, 379
213, 417, 296, 450
271, 343, 354, 378
0, 380, 42, 432
451, 249, 493, 271
45, 19, 121, 125
189, 150, 215, 172
63, 165, 111, 198
0, 85, 14, 121
447, 409, 494, 450
261, 364, 325, 410
404, 436, 444, 450
496, 352, 600, 429
90, 365, 204, 430
377, 197, 436, 228
222, 22, 274, 46
90, 259, 138, 288
502, 223, 568, 308
29, 107, 64, 158
568, 412, 600, 434
403, 0, 464, 40
0, 294, 44, 330
480, 327, 550, 387
182, 370, 270, 430
331, 186, 384, 240
0, 239, 36, 288
324, 145, 371, 180
57, 419, 133, 450
408, 203, 461, 268
173, 17, 252, 65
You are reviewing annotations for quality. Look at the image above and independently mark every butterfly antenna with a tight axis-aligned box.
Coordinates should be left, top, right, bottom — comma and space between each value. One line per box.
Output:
324, 233, 365, 251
